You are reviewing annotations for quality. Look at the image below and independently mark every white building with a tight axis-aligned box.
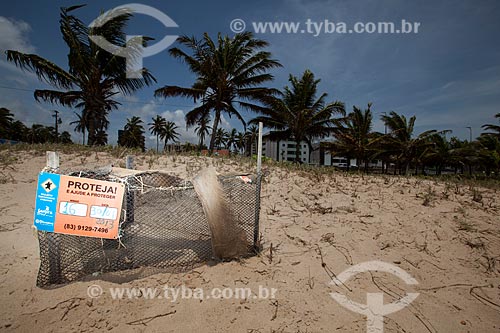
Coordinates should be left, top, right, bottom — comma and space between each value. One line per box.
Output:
262, 132, 311, 163
310, 142, 382, 169
261, 134, 382, 168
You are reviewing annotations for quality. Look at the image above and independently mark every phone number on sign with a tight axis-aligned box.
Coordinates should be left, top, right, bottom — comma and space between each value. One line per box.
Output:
63, 223, 109, 233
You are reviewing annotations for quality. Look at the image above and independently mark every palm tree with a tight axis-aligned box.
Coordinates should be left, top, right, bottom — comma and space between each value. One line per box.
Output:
250, 70, 345, 162
94, 129, 109, 146
235, 131, 246, 154
119, 116, 145, 150
70, 111, 87, 145
194, 115, 211, 150
161, 121, 180, 151
331, 103, 378, 171
245, 125, 259, 156
154, 32, 282, 153
227, 128, 238, 151
481, 113, 500, 139
476, 134, 500, 175
214, 128, 229, 150
148, 115, 167, 152
422, 132, 453, 175
6, 5, 155, 145
0, 107, 14, 139
380, 111, 438, 175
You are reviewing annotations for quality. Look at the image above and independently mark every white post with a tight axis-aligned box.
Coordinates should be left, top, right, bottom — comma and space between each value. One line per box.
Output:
126, 155, 134, 169
46, 151, 59, 169
257, 122, 263, 174
253, 122, 264, 248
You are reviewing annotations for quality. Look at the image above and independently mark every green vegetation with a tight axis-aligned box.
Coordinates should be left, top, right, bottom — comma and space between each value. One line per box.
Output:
118, 116, 145, 151
0, 108, 72, 144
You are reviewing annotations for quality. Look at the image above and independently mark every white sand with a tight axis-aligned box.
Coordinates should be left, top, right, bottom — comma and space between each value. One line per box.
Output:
0, 150, 499, 332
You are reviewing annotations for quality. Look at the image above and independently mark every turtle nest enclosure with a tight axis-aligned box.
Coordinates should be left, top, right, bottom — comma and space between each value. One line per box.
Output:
36, 168, 262, 287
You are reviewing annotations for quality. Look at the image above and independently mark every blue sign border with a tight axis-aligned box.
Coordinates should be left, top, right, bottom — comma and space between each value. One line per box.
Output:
33, 172, 61, 232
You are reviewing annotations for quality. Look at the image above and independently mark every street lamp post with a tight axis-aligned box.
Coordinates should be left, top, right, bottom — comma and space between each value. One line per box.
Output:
382, 112, 387, 134
52, 110, 60, 143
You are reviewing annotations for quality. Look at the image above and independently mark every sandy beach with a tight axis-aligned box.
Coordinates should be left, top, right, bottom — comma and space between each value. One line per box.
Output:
0, 150, 499, 332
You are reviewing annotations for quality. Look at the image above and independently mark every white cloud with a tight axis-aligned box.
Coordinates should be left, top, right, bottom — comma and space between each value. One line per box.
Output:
0, 16, 35, 53
0, 17, 43, 88
219, 114, 232, 129
160, 109, 198, 143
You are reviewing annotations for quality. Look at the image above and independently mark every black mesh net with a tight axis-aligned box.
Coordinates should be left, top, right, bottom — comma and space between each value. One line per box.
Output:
36, 170, 261, 287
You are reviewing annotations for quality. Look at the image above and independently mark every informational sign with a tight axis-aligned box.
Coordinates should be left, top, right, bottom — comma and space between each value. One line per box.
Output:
33, 172, 125, 239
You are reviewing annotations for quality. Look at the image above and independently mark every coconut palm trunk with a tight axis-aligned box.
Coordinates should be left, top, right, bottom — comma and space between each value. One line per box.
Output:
209, 110, 221, 153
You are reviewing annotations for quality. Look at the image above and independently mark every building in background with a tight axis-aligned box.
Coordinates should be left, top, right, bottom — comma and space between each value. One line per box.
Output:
261, 132, 382, 168
262, 132, 310, 163
310, 142, 355, 167
304, 141, 385, 169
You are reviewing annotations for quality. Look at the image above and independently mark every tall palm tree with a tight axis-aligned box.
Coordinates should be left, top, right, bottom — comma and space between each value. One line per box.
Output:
119, 116, 145, 150
148, 115, 167, 152
69, 111, 87, 145
6, 5, 155, 145
331, 103, 378, 171
380, 111, 438, 175
194, 115, 211, 150
154, 32, 282, 153
161, 121, 180, 151
250, 70, 345, 162
481, 113, 500, 139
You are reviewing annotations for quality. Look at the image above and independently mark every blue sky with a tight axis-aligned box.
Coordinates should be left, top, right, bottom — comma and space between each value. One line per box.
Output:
1, 0, 499, 146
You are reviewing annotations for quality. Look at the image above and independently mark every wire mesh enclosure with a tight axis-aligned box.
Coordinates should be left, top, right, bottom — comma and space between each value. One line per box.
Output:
36, 170, 261, 287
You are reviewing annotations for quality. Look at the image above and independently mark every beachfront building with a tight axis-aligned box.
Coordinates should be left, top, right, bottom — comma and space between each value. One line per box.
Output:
310, 142, 383, 169
262, 132, 311, 163
261, 134, 382, 168
310, 142, 354, 167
